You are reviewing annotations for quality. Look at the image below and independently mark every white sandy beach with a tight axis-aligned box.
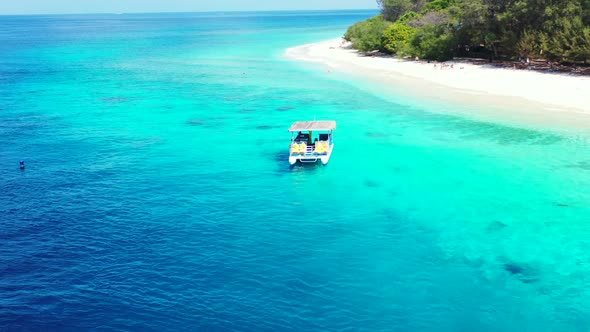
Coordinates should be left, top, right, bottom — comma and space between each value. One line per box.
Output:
286, 38, 590, 128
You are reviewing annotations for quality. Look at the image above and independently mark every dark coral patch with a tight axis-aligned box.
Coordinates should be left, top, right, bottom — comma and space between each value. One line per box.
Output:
364, 180, 379, 188
186, 119, 204, 126
255, 125, 278, 130
504, 263, 524, 275
487, 221, 507, 231
503, 262, 540, 284
566, 161, 590, 171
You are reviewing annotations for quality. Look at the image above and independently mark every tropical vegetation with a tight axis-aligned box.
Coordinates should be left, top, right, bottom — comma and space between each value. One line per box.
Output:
344, 0, 590, 63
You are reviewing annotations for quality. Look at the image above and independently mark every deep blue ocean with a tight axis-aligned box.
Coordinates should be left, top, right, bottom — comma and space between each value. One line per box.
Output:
2, 10, 590, 331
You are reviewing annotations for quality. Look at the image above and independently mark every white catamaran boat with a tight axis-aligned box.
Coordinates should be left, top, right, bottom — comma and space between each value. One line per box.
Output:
288, 120, 336, 165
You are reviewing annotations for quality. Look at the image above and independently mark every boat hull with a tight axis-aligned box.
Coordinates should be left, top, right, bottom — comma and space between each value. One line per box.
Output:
289, 144, 334, 165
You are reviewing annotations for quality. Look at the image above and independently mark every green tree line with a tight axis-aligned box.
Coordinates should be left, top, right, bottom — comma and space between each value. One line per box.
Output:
344, 0, 590, 63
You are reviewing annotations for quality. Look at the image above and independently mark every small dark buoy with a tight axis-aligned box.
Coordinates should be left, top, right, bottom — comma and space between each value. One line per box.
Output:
19, 161, 25, 170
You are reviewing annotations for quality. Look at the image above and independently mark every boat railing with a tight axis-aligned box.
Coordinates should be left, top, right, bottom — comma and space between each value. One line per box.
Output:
289, 147, 313, 156
290, 142, 330, 156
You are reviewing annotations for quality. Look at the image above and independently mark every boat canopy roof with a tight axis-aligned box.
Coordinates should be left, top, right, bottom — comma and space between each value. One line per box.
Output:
288, 120, 336, 132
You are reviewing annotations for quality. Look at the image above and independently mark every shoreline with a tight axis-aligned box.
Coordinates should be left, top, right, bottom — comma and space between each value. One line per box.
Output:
285, 38, 590, 131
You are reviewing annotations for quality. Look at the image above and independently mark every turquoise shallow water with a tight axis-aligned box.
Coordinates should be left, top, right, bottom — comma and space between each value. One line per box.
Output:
2, 10, 590, 331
